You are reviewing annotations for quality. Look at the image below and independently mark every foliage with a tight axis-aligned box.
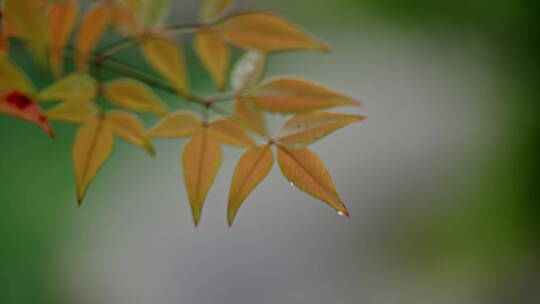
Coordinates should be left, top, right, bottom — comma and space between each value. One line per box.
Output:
0, 0, 365, 226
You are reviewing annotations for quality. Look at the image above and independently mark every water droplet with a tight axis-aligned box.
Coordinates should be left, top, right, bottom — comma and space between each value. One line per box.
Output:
289, 182, 294, 187
337, 211, 347, 217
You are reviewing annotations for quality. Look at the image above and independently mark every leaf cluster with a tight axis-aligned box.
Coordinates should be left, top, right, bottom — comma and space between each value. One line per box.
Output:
0, 0, 365, 226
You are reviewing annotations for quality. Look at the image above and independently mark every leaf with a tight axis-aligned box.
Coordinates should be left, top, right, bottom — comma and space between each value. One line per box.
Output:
73, 116, 115, 204
214, 12, 329, 52
0, 30, 9, 58
104, 78, 168, 116
0, 59, 36, 94
194, 29, 230, 90
209, 118, 254, 147
112, 1, 142, 35
47, 100, 99, 124
0, 91, 54, 137
47, 0, 79, 77
199, 0, 235, 23
246, 77, 361, 113
74, 1, 112, 71
141, 36, 189, 96
105, 110, 154, 155
234, 98, 266, 136
277, 146, 349, 216
149, 111, 201, 138
3, 0, 48, 64
228, 145, 273, 225
38, 72, 97, 102
183, 130, 222, 226
230, 50, 266, 91
278, 111, 365, 148
142, 0, 170, 27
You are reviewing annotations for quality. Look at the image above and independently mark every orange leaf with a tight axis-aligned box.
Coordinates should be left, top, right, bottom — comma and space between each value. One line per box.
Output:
209, 118, 254, 147
47, 100, 99, 124
105, 110, 155, 155
141, 36, 189, 96
246, 77, 360, 113
194, 29, 230, 90
104, 78, 168, 116
183, 130, 223, 226
228, 145, 273, 225
112, 2, 142, 35
277, 146, 349, 216
3, 0, 48, 63
230, 50, 266, 91
234, 98, 266, 136
47, 0, 79, 77
75, 1, 112, 71
0, 91, 54, 137
149, 111, 202, 138
73, 116, 114, 204
0, 30, 8, 58
199, 0, 235, 23
214, 12, 329, 52
278, 111, 365, 148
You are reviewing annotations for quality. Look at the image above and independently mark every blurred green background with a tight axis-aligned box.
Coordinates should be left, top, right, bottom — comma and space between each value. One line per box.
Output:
1, 0, 539, 303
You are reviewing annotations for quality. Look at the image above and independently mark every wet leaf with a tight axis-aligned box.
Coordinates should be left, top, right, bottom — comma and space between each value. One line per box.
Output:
0, 59, 36, 94
149, 111, 202, 138
199, 0, 235, 23
38, 72, 97, 102
194, 29, 230, 90
141, 36, 189, 96
104, 78, 168, 116
230, 50, 266, 91
3, 0, 48, 63
209, 118, 254, 147
74, 1, 112, 71
105, 110, 154, 155
277, 146, 349, 216
228, 144, 273, 225
47, 100, 99, 124
234, 98, 266, 136
0, 91, 54, 137
183, 130, 222, 226
47, 0, 79, 77
278, 111, 365, 148
73, 116, 114, 204
246, 77, 361, 113
214, 12, 329, 52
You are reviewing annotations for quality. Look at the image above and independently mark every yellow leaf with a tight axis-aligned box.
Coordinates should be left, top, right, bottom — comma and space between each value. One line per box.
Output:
209, 118, 254, 147
0, 59, 36, 94
230, 50, 266, 91
38, 72, 97, 102
73, 116, 114, 204
3, 0, 48, 64
183, 130, 222, 226
246, 77, 361, 113
234, 98, 266, 136
74, 1, 112, 71
149, 111, 202, 138
105, 110, 155, 155
141, 36, 189, 96
278, 111, 365, 148
0, 91, 54, 137
104, 78, 168, 116
47, 0, 79, 77
47, 100, 99, 124
194, 29, 230, 90
228, 145, 273, 225
277, 146, 349, 216
141, 0, 170, 27
199, 0, 235, 23
214, 12, 329, 52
